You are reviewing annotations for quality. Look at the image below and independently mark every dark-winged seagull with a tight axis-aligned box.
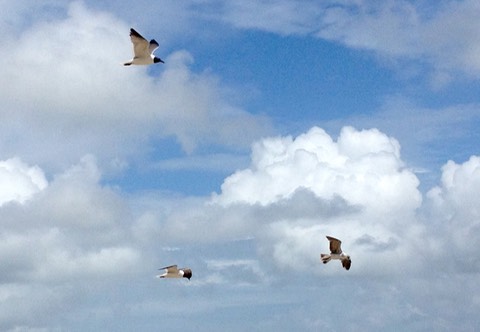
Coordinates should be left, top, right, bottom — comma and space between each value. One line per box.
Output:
321, 236, 351, 270
124, 28, 164, 66
157, 265, 192, 280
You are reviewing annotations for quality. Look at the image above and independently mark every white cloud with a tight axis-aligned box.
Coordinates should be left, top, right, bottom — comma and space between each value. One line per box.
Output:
0, 132, 478, 329
153, 51, 272, 153
0, 158, 47, 206
147, 126, 423, 274
0, 156, 143, 327
0, 2, 271, 173
215, 126, 420, 216
426, 156, 480, 271
317, 1, 480, 82
197, 0, 480, 83
1, 2, 479, 330
218, 0, 322, 35
322, 97, 480, 178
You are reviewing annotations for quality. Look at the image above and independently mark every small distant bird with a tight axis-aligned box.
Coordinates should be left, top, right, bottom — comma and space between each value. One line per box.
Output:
321, 236, 351, 270
157, 265, 192, 280
124, 28, 164, 66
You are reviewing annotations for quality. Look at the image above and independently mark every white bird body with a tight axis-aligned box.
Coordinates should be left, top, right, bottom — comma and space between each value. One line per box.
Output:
321, 236, 351, 270
327, 253, 347, 261
157, 265, 192, 280
124, 28, 164, 66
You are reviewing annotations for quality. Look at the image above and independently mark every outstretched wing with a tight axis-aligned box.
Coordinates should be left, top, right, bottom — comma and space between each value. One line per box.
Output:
149, 39, 159, 54
130, 28, 149, 58
342, 257, 351, 270
326, 236, 343, 254
159, 265, 178, 273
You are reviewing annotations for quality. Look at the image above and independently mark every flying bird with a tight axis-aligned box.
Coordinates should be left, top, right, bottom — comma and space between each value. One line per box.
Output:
157, 265, 192, 280
321, 236, 351, 270
124, 28, 164, 66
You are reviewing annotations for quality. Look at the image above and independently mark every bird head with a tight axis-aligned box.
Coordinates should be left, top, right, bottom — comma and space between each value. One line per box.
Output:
183, 269, 192, 280
154, 57, 164, 64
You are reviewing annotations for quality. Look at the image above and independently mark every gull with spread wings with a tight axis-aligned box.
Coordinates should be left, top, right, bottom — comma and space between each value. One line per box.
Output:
157, 265, 192, 280
321, 236, 351, 270
124, 28, 164, 66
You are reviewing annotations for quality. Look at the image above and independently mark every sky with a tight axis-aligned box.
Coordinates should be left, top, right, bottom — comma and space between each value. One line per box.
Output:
1, 0, 480, 331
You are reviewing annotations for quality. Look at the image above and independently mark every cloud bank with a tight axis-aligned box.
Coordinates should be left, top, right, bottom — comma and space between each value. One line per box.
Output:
0, 124, 479, 329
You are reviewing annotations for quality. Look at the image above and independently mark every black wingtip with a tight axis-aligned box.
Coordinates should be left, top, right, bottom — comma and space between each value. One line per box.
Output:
129, 28, 142, 38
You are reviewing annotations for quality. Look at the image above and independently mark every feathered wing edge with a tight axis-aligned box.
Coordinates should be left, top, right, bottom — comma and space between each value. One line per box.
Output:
341, 258, 351, 270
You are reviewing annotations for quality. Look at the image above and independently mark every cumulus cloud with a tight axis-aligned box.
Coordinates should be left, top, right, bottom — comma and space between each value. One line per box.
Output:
0, 156, 142, 328
425, 156, 480, 271
323, 98, 480, 178
1, 2, 479, 330
208, 126, 477, 276
127, 124, 475, 304
215, 126, 420, 215
0, 158, 47, 206
1, 127, 479, 329
148, 126, 424, 274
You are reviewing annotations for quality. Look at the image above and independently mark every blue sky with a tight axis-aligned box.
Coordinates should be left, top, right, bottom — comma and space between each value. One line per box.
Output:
1, 1, 480, 331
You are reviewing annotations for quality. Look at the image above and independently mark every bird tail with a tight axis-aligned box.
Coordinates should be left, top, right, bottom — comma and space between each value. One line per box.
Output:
320, 254, 331, 264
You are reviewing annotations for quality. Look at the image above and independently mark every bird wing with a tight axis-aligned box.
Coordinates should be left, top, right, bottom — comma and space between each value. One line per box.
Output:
159, 265, 178, 273
342, 257, 351, 270
149, 39, 159, 54
130, 28, 149, 57
326, 236, 343, 254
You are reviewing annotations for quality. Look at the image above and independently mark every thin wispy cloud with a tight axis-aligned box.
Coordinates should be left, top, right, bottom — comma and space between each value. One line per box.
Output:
197, 0, 480, 84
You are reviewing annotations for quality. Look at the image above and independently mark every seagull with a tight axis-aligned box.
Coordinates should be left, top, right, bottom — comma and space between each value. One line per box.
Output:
320, 236, 351, 270
157, 265, 192, 280
124, 28, 164, 66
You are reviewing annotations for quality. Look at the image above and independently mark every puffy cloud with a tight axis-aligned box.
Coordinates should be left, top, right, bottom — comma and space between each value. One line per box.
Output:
215, 126, 420, 216
1, 131, 478, 329
1, 2, 479, 329
0, 158, 47, 206
428, 156, 480, 218
0, 156, 142, 327
426, 156, 480, 271
148, 126, 423, 274
132, 126, 478, 277
0, 2, 271, 172
323, 98, 480, 177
